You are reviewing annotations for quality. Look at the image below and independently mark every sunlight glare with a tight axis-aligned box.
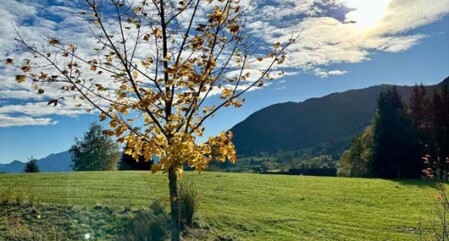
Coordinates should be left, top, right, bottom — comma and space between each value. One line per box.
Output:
344, 0, 391, 31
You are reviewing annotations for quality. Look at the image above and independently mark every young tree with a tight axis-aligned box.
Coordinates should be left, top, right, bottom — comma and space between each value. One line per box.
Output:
13, 1, 293, 239
24, 157, 39, 173
70, 123, 121, 171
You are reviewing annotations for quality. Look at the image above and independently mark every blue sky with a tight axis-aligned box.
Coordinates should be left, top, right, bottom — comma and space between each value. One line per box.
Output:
1, 0, 449, 163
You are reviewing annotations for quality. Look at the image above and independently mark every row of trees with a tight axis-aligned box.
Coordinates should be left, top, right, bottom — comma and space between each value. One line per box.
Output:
339, 83, 449, 179
19, 123, 150, 173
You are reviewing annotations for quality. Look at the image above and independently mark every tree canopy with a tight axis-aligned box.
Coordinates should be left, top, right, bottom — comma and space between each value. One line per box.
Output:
70, 123, 121, 171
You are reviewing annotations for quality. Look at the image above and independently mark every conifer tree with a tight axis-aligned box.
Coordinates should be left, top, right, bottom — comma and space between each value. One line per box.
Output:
24, 157, 39, 173
371, 87, 421, 178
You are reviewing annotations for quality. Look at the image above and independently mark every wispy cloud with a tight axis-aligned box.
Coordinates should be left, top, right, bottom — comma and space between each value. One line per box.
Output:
0, 114, 57, 127
314, 68, 348, 78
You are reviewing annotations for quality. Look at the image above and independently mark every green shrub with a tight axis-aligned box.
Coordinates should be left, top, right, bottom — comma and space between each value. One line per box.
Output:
118, 200, 169, 241
179, 180, 199, 228
0, 185, 15, 205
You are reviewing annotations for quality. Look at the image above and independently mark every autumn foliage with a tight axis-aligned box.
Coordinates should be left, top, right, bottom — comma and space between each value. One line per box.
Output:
12, 0, 292, 239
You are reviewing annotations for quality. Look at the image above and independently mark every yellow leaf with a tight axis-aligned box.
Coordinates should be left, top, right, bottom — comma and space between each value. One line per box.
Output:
68, 44, 76, 52
132, 71, 138, 79
119, 84, 127, 90
177, 167, 184, 178
15, 75, 26, 83
99, 112, 107, 121
49, 38, 60, 45
154, 28, 162, 38
229, 25, 239, 34
21, 65, 31, 72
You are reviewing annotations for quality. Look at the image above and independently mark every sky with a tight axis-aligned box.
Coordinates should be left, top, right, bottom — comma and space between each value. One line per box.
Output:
0, 0, 449, 163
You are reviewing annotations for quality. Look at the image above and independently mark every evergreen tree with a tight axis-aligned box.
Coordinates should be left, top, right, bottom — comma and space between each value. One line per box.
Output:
70, 123, 121, 171
119, 146, 153, 170
410, 84, 430, 129
24, 157, 39, 173
430, 84, 449, 178
371, 87, 421, 178
409, 84, 431, 163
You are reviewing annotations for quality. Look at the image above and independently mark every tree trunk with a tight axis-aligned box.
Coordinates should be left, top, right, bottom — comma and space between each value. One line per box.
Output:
168, 167, 180, 241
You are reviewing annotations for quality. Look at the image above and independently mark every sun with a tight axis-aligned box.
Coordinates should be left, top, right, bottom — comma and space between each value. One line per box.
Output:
344, 0, 391, 31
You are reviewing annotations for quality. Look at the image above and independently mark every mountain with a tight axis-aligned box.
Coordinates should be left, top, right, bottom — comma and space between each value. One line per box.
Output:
0, 160, 26, 173
37, 151, 72, 172
0, 151, 72, 173
230, 79, 448, 159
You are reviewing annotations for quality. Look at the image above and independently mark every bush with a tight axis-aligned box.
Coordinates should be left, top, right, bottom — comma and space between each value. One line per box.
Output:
0, 184, 36, 206
24, 157, 39, 173
179, 180, 199, 228
118, 200, 170, 241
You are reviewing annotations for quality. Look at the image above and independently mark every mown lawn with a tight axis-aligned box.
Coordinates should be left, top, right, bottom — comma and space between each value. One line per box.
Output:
0, 171, 440, 240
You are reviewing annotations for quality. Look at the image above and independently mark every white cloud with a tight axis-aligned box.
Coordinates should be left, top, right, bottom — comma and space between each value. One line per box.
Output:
0, 114, 57, 127
244, 0, 449, 74
0, 90, 44, 100
314, 68, 348, 78
0, 102, 86, 117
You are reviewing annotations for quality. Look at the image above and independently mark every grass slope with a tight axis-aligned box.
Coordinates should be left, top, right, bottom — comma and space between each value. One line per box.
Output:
0, 172, 439, 240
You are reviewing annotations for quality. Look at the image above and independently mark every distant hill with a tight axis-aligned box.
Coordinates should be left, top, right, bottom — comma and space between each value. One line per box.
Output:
0, 160, 26, 173
231, 77, 449, 158
0, 151, 72, 173
37, 151, 72, 172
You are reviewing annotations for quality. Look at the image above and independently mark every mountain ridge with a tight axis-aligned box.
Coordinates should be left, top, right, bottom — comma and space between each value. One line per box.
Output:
230, 79, 447, 158
0, 151, 71, 173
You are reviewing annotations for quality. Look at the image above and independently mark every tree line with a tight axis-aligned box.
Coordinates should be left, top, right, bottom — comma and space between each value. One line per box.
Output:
339, 83, 449, 179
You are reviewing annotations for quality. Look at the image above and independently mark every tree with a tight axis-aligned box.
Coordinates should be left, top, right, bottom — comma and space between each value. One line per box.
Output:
119, 145, 153, 170
70, 123, 121, 171
429, 84, 449, 178
13, 1, 293, 239
24, 157, 39, 173
338, 125, 374, 177
371, 87, 421, 178
409, 84, 429, 128
409, 84, 431, 158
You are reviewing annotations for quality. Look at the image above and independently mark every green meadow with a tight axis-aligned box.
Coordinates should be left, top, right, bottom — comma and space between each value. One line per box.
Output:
0, 171, 440, 240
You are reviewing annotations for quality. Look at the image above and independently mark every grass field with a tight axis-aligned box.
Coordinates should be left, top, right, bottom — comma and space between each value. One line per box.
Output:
0, 171, 441, 240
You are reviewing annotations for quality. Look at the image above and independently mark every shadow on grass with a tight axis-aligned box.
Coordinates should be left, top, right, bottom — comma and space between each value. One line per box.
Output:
390, 179, 439, 189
